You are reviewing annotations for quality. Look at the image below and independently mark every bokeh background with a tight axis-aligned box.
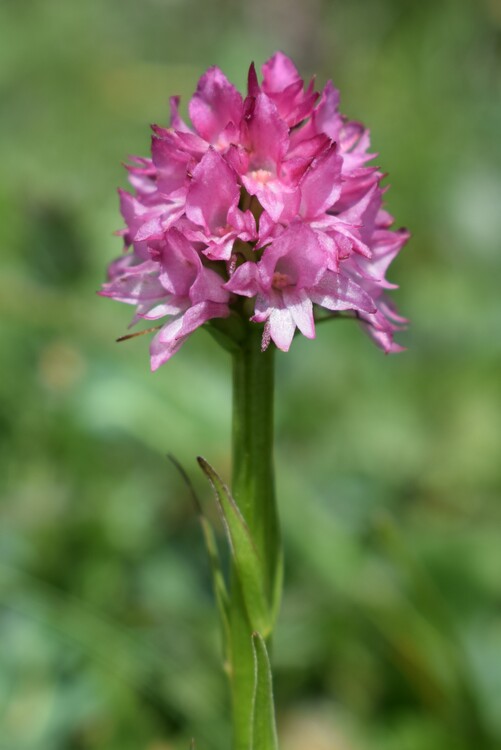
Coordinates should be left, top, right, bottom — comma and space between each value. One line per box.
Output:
1, 0, 501, 748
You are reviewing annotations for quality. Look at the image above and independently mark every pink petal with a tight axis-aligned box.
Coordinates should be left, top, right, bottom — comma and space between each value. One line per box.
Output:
336, 182, 380, 228
224, 144, 250, 175
356, 227, 410, 286
188, 66, 243, 144
151, 134, 191, 196
309, 271, 376, 313
169, 96, 191, 132
359, 309, 406, 353
299, 143, 343, 219
247, 62, 260, 97
225, 261, 260, 297
157, 228, 199, 294
282, 289, 315, 339
227, 205, 257, 241
202, 234, 236, 262
190, 266, 230, 304
312, 81, 342, 140
186, 147, 239, 232
262, 51, 301, 93
258, 224, 326, 290
139, 297, 187, 319
243, 93, 289, 169
150, 301, 229, 370
262, 52, 318, 126
241, 176, 299, 223
100, 261, 166, 304
268, 304, 296, 351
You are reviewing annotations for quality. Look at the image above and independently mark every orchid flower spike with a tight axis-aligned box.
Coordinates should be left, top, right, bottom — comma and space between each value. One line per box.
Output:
100, 52, 409, 370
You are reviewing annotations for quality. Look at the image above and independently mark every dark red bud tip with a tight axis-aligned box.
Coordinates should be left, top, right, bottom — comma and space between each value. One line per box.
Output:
247, 62, 259, 96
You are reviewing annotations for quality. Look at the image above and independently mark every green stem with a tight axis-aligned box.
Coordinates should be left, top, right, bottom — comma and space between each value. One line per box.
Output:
229, 324, 280, 750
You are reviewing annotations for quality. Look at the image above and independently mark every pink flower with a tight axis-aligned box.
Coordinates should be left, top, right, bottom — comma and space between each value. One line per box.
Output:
101, 52, 409, 369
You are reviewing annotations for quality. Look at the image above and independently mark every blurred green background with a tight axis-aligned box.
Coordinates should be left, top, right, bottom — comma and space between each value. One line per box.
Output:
1, 0, 501, 748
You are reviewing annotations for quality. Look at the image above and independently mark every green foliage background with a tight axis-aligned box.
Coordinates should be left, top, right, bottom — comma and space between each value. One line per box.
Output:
1, 0, 500, 748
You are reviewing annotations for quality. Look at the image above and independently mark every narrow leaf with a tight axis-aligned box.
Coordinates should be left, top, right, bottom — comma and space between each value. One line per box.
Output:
197, 457, 271, 636
168, 455, 230, 646
251, 632, 279, 750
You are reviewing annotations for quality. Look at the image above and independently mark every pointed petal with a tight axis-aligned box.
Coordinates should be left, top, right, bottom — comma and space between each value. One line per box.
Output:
262, 51, 301, 93
189, 66, 243, 144
190, 266, 230, 304
225, 261, 261, 297
151, 134, 191, 195
169, 95, 191, 132
247, 62, 260, 96
299, 143, 343, 219
309, 271, 376, 313
282, 289, 315, 339
258, 224, 326, 289
268, 304, 295, 351
100, 261, 166, 304
150, 301, 229, 370
186, 147, 239, 232
312, 80, 342, 140
244, 93, 289, 168
157, 228, 199, 294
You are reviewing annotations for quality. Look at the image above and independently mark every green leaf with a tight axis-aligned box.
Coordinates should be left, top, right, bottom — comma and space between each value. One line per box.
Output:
197, 457, 272, 637
168, 455, 230, 653
250, 633, 279, 750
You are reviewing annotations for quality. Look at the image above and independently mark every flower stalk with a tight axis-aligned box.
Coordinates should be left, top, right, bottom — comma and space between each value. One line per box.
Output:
228, 322, 281, 750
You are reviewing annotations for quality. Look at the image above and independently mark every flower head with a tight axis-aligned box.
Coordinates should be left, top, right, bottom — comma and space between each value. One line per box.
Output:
101, 52, 409, 370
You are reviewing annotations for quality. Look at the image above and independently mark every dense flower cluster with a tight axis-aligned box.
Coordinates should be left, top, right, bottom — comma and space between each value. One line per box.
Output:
101, 52, 409, 370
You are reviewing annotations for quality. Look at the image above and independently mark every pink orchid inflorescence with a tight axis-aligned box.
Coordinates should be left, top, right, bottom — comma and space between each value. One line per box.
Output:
101, 52, 409, 370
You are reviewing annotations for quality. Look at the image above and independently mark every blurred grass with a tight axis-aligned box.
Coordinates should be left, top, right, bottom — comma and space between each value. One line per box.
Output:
1, 0, 501, 748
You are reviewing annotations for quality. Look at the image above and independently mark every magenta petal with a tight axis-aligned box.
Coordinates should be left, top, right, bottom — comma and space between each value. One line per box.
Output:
157, 228, 199, 294
299, 143, 343, 219
359, 309, 406, 353
262, 54, 318, 126
150, 301, 229, 370
257, 211, 283, 248
190, 266, 230, 304
356, 227, 410, 286
133, 215, 164, 242
247, 62, 260, 96
151, 134, 191, 196
169, 96, 191, 132
225, 144, 250, 174
309, 271, 376, 313
312, 80, 342, 140
139, 297, 187, 319
259, 224, 326, 290
336, 182, 380, 228
225, 261, 261, 297
188, 66, 243, 144
262, 51, 301, 93
186, 147, 239, 232
227, 205, 257, 241
268, 304, 296, 351
250, 181, 299, 223
100, 260, 166, 305
282, 289, 315, 339
244, 93, 289, 168
287, 132, 331, 166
